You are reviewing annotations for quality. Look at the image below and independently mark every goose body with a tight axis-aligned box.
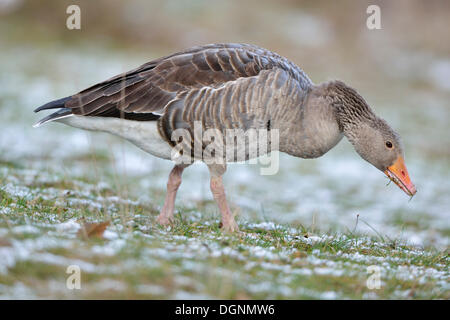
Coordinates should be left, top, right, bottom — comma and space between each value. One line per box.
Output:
35, 43, 416, 232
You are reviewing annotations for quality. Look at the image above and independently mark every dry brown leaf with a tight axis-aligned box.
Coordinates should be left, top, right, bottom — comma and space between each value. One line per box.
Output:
292, 250, 307, 259
77, 221, 110, 239
235, 292, 251, 300
0, 237, 12, 247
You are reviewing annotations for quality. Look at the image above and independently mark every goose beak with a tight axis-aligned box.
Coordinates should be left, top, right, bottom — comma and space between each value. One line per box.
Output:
384, 156, 417, 197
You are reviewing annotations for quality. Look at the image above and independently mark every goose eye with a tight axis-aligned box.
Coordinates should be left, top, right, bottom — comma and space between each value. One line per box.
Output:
386, 141, 393, 149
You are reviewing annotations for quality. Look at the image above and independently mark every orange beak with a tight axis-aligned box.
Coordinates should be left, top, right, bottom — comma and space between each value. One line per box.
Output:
384, 156, 417, 197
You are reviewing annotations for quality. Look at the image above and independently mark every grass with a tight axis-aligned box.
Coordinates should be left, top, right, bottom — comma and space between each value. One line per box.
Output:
0, 164, 448, 299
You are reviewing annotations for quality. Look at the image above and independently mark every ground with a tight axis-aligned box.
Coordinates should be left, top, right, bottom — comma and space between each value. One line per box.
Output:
0, 163, 448, 298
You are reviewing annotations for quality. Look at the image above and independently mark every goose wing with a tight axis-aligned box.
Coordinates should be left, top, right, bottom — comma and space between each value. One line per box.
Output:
35, 43, 312, 120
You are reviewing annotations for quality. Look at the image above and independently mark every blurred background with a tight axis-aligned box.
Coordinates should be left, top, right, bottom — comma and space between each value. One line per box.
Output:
0, 0, 449, 248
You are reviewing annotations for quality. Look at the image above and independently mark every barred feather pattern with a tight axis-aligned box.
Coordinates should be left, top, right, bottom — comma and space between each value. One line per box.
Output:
326, 80, 377, 132
64, 44, 312, 118
158, 68, 307, 148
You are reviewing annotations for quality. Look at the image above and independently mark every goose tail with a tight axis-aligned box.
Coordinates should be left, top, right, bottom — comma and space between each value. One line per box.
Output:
33, 96, 73, 128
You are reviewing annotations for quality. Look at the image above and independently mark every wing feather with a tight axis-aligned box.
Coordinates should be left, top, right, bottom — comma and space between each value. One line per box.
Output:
36, 43, 312, 122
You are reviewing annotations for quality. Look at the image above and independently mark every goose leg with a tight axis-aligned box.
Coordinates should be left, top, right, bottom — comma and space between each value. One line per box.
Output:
208, 165, 239, 232
156, 165, 186, 225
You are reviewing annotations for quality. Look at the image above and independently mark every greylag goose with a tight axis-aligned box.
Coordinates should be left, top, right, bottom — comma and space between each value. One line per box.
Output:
34, 43, 416, 232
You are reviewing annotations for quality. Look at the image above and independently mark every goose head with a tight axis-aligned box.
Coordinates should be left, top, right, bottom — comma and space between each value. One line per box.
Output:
325, 81, 417, 197
347, 117, 416, 196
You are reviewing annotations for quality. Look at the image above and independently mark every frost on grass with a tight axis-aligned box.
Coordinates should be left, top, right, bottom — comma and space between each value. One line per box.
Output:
1, 174, 448, 299
0, 163, 448, 299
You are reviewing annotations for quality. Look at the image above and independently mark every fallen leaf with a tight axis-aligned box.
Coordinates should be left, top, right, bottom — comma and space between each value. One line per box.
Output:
292, 250, 307, 259
235, 292, 251, 300
0, 238, 12, 247
77, 221, 110, 239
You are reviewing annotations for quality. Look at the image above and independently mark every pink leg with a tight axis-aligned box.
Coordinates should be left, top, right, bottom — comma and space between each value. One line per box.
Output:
210, 175, 239, 232
156, 165, 185, 225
